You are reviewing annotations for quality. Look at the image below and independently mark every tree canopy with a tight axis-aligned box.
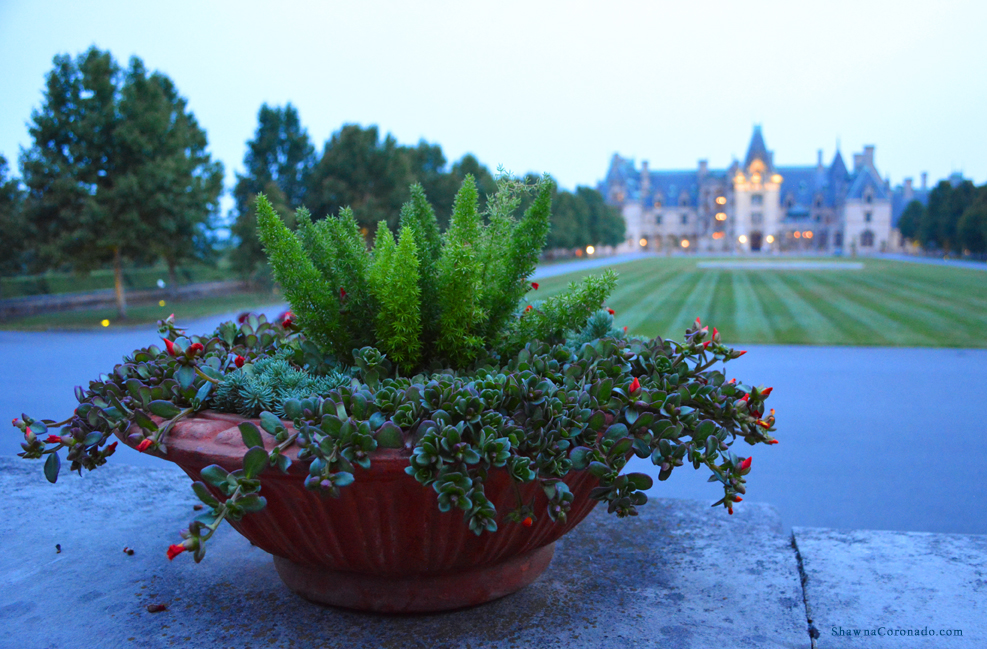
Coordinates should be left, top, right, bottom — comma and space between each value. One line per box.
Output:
899, 179, 987, 255
0, 154, 27, 278
20, 47, 223, 315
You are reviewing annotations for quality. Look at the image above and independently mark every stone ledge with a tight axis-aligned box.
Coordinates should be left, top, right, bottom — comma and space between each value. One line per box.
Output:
793, 527, 987, 649
0, 458, 808, 648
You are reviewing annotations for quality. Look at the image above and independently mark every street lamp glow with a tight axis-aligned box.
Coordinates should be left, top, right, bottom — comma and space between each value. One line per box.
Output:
766, 235, 775, 243
738, 235, 748, 244
100, 319, 110, 327
804, 231, 814, 239
639, 238, 648, 247
586, 245, 595, 255
715, 212, 727, 221
715, 196, 727, 205
681, 239, 690, 248
794, 231, 801, 239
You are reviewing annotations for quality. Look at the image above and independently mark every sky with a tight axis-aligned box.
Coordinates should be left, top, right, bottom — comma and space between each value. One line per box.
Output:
1, 0, 985, 220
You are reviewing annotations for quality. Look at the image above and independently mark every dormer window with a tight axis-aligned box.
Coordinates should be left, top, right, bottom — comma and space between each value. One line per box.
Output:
865, 193, 873, 204
785, 196, 794, 208
679, 195, 689, 207
814, 196, 823, 208
654, 197, 662, 208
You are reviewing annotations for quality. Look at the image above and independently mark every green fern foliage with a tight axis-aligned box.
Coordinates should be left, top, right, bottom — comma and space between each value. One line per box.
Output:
256, 172, 618, 373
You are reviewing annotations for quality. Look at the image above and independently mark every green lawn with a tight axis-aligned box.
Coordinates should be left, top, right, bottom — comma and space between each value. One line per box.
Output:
533, 258, 987, 348
0, 292, 285, 331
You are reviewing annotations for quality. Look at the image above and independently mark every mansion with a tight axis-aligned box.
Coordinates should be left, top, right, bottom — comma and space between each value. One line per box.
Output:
600, 126, 894, 254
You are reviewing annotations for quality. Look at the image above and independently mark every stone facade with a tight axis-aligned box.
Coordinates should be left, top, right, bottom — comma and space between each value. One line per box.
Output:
601, 126, 895, 254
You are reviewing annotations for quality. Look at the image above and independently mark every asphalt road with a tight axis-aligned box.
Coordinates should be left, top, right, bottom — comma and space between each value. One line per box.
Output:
2, 306, 985, 536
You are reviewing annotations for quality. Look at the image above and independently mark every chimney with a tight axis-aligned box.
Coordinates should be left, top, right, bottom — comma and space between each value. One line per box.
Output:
817, 149, 823, 168
904, 178, 913, 200
921, 172, 927, 190
853, 154, 864, 171
863, 145, 875, 169
640, 160, 650, 195
698, 159, 708, 177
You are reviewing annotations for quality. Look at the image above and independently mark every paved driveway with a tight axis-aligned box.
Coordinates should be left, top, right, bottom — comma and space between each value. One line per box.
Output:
2, 308, 984, 536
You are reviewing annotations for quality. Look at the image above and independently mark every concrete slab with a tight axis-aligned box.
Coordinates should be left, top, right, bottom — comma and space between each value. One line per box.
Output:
793, 527, 986, 648
0, 457, 808, 648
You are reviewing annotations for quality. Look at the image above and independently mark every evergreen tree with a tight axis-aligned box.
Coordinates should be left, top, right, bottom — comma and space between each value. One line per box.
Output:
897, 200, 925, 241
231, 104, 315, 277
957, 186, 987, 254
0, 154, 27, 279
116, 60, 224, 290
20, 47, 221, 317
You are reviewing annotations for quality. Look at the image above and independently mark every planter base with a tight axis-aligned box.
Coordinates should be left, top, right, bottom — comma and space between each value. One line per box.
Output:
273, 543, 556, 613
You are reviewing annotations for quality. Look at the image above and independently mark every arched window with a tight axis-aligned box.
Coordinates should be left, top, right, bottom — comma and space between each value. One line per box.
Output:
861, 230, 875, 247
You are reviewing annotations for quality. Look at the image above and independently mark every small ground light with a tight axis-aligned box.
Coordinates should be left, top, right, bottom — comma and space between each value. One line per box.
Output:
794, 231, 801, 239
804, 231, 814, 239
101, 319, 110, 327
639, 238, 648, 247
586, 245, 595, 255
716, 212, 727, 221
739, 235, 748, 244
681, 240, 690, 248
766, 235, 775, 243
716, 196, 727, 205
159, 300, 166, 307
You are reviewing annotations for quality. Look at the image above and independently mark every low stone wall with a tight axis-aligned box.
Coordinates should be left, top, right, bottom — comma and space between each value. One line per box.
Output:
0, 280, 251, 320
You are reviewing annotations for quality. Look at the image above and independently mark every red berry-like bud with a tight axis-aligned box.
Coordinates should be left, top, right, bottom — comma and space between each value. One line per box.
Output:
522, 516, 533, 527
739, 456, 752, 472
105, 441, 118, 455
525, 305, 533, 312
728, 507, 733, 515
531, 282, 539, 290
736, 350, 747, 357
163, 339, 177, 356
740, 394, 749, 403
137, 438, 153, 453
629, 377, 641, 393
734, 497, 743, 502
340, 288, 347, 299
761, 387, 773, 397
703, 341, 711, 348
45, 435, 63, 445
234, 355, 245, 368
623, 326, 628, 333
188, 343, 204, 356
166, 544, 187, 561
607, 308, 615, 315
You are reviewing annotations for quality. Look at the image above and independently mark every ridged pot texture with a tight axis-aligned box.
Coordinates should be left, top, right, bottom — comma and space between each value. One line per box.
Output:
124, 411, 601, 577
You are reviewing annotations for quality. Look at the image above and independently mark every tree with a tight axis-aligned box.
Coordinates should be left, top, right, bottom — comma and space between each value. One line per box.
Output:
0, 154, 27, 279
957, 186, 987, 254
897, 200, 924, 241
579, 186, 625, 247
231, 104, 315, 277
923, 179, 976, 252
305, 124, 412, 231
115, 60, 223, 290
20, 47, 222, 317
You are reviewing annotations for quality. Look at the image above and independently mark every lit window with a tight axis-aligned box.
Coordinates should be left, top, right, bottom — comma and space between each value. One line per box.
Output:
639, 238, 648, 247
716, 196, 727, 205
738, 235, 748, 244
804, 231, 814, 239
715, 212, 727, 221
712, 232, 725, 240
794, 231, 801, 239
766, 235, 775, 243
680, 239, 690, 248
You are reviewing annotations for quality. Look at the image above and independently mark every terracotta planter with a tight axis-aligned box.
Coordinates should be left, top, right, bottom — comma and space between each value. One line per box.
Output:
122, 411, 602, 613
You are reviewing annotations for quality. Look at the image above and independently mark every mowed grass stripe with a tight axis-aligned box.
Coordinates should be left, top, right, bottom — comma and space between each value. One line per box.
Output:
794, 271, 930, 345
847, 272, 987, 339
622, 268, 707, 338
758, 271, 844, 344
533, 257, 987, 347
729, 270, 774, 343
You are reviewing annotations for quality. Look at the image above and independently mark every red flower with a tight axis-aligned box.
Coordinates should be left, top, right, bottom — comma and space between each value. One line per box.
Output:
761, 387, 773, 398
105, 441, 118, 454
695, 317, 701, 328
234, 355, 246, 369
524, 305, 533, 312
607, 308, 615, 315
187, 343, 204, 356
740, 394, 749, 403
166, 544, 187, 561
703, 341, 711, 348
728, 378, 737, 384
734, 497, 743, 502
739, 457, 752, 472
736, 350, 747, 357
282, 317, 294, 329
768, 439, 779, 445
728, 507, 734, 515
629, 377, 640, 393
531, 282, 539, 290
163, 339, 177, 356
136, 438, 153, 453
339, 288, 347, 299
522, 516, 533, 528
45, 435, 63, 445
623, 326, 628, 333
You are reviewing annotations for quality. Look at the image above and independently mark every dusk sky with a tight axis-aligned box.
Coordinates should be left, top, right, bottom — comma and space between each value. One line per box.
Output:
2, 0, 984, 218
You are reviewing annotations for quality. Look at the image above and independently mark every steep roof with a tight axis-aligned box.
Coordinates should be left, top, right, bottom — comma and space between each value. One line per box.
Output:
846, 166, 890, 201
744, 125, 771, 170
